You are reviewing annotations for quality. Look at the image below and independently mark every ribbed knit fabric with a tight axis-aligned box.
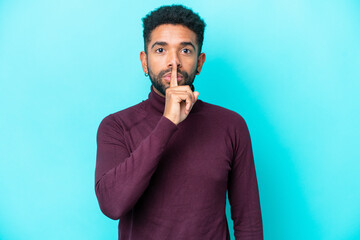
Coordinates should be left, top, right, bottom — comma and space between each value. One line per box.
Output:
95, 87, 263, 240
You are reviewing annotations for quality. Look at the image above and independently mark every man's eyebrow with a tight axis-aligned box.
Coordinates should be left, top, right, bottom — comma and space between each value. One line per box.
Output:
150, 41, 197, 50
151, 41, 168, 49
180, 42, 196, 50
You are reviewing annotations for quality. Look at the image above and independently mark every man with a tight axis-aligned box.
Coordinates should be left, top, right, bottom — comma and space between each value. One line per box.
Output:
95, 5, 263, 240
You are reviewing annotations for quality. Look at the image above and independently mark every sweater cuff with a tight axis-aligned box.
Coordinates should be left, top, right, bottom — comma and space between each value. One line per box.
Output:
152, 116, 178, 141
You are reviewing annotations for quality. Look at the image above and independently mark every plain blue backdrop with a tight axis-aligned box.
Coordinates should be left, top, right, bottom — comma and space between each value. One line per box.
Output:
1, 0, 359, 239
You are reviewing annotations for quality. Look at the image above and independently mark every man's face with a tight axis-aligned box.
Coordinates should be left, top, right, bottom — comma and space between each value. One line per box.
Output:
140, 24, 206, 96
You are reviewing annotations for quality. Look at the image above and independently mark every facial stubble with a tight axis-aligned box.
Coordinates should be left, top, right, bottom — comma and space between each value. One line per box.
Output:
147, 62, 197, 96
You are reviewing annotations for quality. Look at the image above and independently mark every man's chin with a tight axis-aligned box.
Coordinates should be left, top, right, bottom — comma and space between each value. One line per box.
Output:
151, 78, 194, 95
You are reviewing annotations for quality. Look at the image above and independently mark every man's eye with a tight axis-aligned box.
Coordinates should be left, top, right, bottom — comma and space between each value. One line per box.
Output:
156, 48, 164, 53
182, 48, 191, 54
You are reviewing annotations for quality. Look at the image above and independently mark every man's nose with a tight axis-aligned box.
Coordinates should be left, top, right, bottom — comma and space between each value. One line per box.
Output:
167, 51, 182, 69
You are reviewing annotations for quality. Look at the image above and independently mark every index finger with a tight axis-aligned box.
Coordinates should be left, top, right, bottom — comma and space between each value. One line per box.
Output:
170, 62, 178, 88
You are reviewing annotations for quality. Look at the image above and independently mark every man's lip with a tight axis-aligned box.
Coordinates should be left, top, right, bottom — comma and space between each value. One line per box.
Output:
163, 74, 183, 82
163, 72, 183, 77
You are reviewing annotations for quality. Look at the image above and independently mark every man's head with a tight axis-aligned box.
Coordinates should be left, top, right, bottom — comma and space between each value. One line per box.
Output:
142, 5, 206, 55
140, 5, 206, 96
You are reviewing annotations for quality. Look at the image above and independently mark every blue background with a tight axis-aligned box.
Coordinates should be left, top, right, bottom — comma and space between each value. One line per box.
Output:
1, 0, 359, 239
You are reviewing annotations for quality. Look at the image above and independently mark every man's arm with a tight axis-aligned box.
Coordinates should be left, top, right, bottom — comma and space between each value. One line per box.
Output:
95, 62, 198, 220
95, 115, 177, 220
228, 118, 263, 239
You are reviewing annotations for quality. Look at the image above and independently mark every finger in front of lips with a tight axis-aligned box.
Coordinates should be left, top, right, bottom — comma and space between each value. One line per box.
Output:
170, 61, 178, 88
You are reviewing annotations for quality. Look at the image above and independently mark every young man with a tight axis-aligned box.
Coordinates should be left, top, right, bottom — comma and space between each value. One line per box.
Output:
95, 5, 263, 240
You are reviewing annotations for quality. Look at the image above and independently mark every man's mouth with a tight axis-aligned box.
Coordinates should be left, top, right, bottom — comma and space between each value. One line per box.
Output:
162, 73, 184, 83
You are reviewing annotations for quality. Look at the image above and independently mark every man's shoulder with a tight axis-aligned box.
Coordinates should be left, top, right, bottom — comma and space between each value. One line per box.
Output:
98, 101, 147, 130
199, 100, 247, 125
197, 100, 251, 140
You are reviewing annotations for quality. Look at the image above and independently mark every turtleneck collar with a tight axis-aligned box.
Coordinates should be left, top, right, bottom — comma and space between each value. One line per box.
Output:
145, 86, 202, 115
147, 86, 166, 114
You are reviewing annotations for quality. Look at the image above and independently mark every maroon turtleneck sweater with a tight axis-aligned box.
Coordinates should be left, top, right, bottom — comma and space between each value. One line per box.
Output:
95, 87, 263, 240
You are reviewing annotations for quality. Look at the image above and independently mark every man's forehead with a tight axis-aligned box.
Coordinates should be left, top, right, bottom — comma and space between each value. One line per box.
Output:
149, 24, 197, 45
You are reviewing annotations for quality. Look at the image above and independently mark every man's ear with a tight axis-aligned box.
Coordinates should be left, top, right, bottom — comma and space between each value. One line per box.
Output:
140, 51, 148, 74
196, 53, 206, 75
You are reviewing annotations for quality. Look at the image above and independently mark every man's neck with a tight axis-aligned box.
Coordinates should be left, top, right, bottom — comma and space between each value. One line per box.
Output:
152, 86, 165, 98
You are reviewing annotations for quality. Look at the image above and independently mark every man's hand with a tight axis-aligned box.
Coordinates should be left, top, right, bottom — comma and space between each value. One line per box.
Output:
163, 62, 199, 125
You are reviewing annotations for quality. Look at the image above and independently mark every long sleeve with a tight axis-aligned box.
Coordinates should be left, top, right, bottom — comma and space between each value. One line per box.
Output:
227, 118, 263, 239
95, 114, 178, 220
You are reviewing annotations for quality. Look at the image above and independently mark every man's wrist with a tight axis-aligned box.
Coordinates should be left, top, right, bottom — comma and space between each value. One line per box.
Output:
163, 114, 179, 125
